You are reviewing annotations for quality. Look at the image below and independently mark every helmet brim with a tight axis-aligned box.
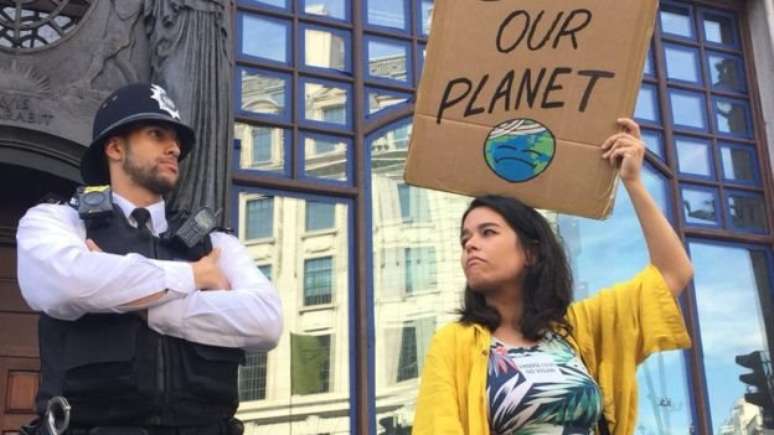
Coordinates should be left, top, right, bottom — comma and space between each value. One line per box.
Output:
80, 113, 196, 185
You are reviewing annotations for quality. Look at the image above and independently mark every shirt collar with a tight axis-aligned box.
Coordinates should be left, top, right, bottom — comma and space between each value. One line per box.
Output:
111, 192, 168, 235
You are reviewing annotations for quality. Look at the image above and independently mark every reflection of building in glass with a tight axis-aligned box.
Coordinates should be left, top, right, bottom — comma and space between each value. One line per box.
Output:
305, 28, 346, 70
236, 194, 352, 435
718, 398, 765, 435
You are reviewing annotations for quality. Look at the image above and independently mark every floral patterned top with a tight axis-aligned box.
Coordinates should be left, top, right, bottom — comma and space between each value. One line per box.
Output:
487, 333, 602, 434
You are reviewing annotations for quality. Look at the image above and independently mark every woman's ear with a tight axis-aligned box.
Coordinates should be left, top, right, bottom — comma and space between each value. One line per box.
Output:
524, 243, 539, 267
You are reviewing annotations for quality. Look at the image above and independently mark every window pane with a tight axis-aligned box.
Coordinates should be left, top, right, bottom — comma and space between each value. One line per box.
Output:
420, 0, 433, 35
235, 194, 351, 433
303, 0, 346, 20
241, 14, 288, 63
635, 85, 660, 123
681, 187, 719, 226
305, 28, 348, 71
641, 129, 664, 160
643, 47, 654, 76
707, 52, 746, 92
728, 192, 769, 232
557, 169, 694, 433
304, 257, 333, 305
664, 44, 701, 83
243, 196, 274, 239
690, 243, 773, 433
714, 98, 752, 137
371, 119, 469, 433
239, 351, 268, 401
306, 201, 336, 231
675, 136, 713, 177
660, 6, 694, 39
245, 0, 287, 8
670, 90, 708, 130
235, 123, 286, 173
720, 144, 758, 184
304, 81, 349, 126
368, 39, 409, 82
304, 134, 349, 182
239, 69, 288, 117
703, 12, 737, 46
367, 89, 411, 116
367, 0, 406, 30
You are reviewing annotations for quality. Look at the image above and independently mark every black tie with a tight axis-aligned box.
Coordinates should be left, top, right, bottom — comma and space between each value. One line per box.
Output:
131, 208, 152, 234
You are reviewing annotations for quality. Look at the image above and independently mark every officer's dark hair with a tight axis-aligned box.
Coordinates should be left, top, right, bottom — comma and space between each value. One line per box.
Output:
458, 195, 573, 341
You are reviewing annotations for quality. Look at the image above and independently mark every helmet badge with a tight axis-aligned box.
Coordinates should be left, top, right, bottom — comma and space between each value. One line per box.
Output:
150, 84, 181, 120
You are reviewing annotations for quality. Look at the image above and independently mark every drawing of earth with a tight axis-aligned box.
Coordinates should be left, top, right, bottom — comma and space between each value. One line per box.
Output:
483, 118, 556, 182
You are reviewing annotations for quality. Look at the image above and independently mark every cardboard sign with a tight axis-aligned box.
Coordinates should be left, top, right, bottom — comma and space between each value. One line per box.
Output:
404, 0, 658, 219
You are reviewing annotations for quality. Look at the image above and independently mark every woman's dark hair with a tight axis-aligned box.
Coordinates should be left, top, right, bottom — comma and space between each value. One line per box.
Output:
458, 195, 573, 340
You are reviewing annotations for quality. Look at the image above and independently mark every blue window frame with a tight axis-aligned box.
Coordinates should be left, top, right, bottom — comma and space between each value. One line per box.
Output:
306, 200, 336, 231
235, 66, 292, 123
663, 42, 703, 85
365, 87, 412, 118
304, 256, 333, 305
416, 0, 433, 36
242, 0, 289, 10
669, 88, 709, 132
659, 2, 696, 41
298, 77, 353, 131
237, 12, 292, 66
301, 0, 350, 21
300, 132, 353, 185
712, 96, 753, 138
245, 196, 275, 239
634, 84, 661, 125
365, 0, 410, 33
641, 129, 665, 161
674, 135, 715, 180
642, 45, 655, 78
699, 8, 740, 48
300, 23, 352, 75
724, 190, 769, 234
415, 43, 427, 86
719, 142, 760, 186
364, 35, 413, 85
680, 185, 721, 228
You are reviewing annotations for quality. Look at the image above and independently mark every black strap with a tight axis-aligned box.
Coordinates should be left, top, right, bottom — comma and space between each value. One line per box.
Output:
598, 416, 611, 435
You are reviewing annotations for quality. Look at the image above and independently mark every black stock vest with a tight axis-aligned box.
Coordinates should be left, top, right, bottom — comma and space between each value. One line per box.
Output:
36, 206, 245, 427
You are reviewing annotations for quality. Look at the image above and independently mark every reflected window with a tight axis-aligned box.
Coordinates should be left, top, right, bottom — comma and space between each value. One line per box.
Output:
304, 257, 333, 305
291, 334, 332, 394
239, 68, 289, 118
398, 184, 430, 222
714, 98, 752, 137
303, 81, 350, 126
670, 90, 708, 130
367, 38, 410, 83
728, 192, 768, 233
405, 247, 437, 294
245, 197, 274, 239
367, 0, 406, 30
303, 0, 347, 20
703, 12, 737, 46
707, 52, 746, 92
303, 134, 350, 182
235, 123, 287, 173
306, 201, 336, 231
635, 85, 660, 123
239, 351, 268, 401
681, 187, 719, 226
304, 27, 349, 71
420, 0, 433, 35
660, 6, 694, 39
664, 43, 701, 83
675, 136, 713, 178
720, 144, 758, 185
396, 324, 417, 381
690, 242, 772, 433
258, 264, 272, 281
240, 14, 289, 63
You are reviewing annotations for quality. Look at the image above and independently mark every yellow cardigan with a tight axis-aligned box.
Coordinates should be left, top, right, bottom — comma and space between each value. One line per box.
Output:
412, 265, 691, 435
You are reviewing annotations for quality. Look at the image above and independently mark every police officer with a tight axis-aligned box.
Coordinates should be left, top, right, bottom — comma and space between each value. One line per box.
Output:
16, 83, 283, 434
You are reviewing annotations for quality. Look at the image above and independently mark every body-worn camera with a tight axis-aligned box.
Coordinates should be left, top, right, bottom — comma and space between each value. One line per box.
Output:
75, 185, 113, 220
170, 207, 219, 248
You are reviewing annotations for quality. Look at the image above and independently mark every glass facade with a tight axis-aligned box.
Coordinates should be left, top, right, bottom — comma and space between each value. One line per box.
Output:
232, 1, 773, 434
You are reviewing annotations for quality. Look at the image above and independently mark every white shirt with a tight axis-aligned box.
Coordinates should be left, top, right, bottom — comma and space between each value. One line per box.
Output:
16, 193, 282, 351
